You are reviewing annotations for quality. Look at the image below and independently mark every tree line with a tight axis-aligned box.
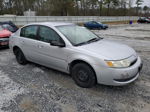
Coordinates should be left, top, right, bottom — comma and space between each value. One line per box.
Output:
0, 0, 149, 16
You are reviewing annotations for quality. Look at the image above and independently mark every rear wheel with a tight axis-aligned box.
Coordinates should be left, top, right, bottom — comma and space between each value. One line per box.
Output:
71, 63, 96, 88
14, 48, 27, 65
98, 27, 102, 30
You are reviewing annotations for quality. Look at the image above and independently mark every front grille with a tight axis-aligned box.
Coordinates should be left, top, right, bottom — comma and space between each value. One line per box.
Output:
3, 36, 9, 38
127, 55, 138, 67
0, 37, 9, 42
0, 36, 9, 38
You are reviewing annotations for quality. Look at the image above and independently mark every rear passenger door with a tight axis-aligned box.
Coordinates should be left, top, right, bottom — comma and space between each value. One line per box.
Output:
88, 21, 98, 29
92, 21, 99, 29
20, 25, 40, 61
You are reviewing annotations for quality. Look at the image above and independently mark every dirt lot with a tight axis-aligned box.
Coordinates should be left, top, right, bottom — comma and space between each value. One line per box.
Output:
0, 24, 150, 112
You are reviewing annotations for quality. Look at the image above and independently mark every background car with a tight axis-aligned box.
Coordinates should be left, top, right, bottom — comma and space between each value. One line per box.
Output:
147, 17, 150, 20
137, 17, 150, 23
0, 25, 12, 47
84, 21, 108, 30
0, 21, 18, 33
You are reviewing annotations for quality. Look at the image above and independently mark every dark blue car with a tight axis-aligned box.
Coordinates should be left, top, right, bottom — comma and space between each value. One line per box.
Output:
84, 21, 108, 30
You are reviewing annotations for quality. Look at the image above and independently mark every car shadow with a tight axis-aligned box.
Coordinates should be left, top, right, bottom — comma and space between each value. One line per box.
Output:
37, 62, 134, 84
28, 61, 70, 77
0, 46, 9, 51
20, 61, 138, 95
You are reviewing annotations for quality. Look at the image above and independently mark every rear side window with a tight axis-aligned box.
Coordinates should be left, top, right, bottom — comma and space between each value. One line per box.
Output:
20, 25, 38, 40
39, 26, 61, 43
92, 21, 97, 24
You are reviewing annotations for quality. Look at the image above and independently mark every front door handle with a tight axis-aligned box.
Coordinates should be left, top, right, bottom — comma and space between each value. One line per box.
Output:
37, 45, 44, 48
21, 40, 25, 45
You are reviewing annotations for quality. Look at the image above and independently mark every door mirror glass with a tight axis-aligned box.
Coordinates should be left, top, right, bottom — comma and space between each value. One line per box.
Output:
50, 40, 65, 47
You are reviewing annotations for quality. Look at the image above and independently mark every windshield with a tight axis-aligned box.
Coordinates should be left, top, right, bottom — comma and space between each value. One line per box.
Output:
2, 24, 14, 32
57, 25, 100, 46
98, 22, 102, 24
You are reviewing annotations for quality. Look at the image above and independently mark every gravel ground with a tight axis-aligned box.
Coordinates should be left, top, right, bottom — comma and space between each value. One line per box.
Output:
0, 24, 150, 112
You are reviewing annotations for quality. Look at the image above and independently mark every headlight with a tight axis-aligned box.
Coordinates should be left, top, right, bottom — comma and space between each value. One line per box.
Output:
105, 59, 130, 68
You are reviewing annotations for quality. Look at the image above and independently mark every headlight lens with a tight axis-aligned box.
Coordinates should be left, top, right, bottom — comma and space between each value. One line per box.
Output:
106, 59, 130, 68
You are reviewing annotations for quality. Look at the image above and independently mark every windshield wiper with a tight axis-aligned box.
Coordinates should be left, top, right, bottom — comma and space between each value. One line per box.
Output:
75, 38, 101, 46
86, 38, 100, 43
75, 41, 88, 46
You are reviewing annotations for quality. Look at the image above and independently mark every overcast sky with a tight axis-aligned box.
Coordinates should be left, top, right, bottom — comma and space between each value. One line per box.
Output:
133, 0, 150, 7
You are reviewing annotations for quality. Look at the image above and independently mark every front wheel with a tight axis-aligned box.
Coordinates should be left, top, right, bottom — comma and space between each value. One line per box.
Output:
71, 63, 96, 88
15, 49, 27, 65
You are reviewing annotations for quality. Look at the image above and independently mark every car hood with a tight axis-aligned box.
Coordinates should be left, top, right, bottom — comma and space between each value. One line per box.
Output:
78, 39, 136, 60
0, 30, 12, 38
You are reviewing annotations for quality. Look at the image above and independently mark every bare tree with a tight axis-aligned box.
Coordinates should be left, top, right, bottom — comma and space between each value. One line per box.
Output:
0, 0, 147, 16
129, 0, 133, 8
104, 0, 119, 16
143, 6, 149, 15
98, 0, 104, 16
136, 0, 143, 15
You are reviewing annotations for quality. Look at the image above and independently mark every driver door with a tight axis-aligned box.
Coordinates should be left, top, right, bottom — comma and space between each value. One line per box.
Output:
35, 26, 69, 72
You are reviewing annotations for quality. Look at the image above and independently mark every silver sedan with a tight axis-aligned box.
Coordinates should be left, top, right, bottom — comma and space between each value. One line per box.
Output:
9, 22, 143, 88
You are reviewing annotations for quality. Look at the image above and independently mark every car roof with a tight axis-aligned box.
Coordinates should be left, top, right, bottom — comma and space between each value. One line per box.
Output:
88, 21, 96, 23
26, 22, 75, 27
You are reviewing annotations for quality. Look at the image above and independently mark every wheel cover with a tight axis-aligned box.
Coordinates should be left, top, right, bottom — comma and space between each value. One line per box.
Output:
77, 70, 89, 82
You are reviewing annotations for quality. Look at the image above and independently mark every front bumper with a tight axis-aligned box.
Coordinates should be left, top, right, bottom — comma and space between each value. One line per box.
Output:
94, 56, 142, 86
0, 38, 9, 46
102, 25, 108, 29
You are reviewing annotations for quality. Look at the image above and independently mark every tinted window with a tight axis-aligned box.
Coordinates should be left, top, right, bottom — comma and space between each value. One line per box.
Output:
2, 24, 14, 32
92, 21, 98, 24
20, 26, 38, 39
39, 26, 61, 43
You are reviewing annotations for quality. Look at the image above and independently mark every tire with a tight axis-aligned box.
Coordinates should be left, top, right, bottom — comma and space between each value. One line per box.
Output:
71, 63, 96, 88
15, 48, 27, 65
104, 27, 107, 30
88, 27, 92, 30
98, 27, 101, 30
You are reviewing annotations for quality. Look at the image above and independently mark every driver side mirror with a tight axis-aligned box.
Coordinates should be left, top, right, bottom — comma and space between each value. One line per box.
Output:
50, 40, 65, 47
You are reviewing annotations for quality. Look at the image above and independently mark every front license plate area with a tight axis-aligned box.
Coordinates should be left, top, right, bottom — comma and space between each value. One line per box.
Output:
0, 42, 8, 45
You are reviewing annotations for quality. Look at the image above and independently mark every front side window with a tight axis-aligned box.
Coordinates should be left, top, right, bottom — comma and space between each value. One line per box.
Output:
20, 25, 38, 39
39, 26, 61, 43
92, 21, 98, 24
98, 22, 102, 24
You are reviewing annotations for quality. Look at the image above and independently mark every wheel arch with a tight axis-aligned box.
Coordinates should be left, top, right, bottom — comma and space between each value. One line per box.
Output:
69, 59, 97, 83
13, 46, 21, 55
